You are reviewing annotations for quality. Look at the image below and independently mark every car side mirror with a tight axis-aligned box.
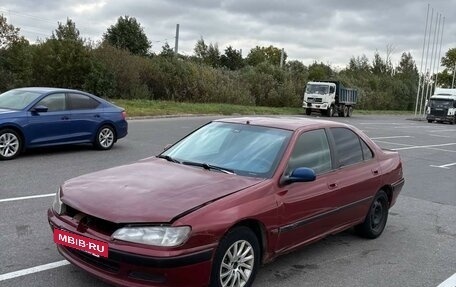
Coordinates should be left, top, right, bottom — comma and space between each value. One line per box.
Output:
281, 167, 316, 186
32, 105, 49, 113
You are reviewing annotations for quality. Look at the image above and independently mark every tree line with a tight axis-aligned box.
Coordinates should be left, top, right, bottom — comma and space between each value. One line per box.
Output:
1, 15, 455, 110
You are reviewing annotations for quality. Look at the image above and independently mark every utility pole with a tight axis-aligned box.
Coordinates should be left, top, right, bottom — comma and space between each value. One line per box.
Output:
452, 63, 456, 88
415, 4, 430, 117
419, 8, 434, 116
280, 48, 284, 68
174, 24, 180, 55
434, 17, 445, 90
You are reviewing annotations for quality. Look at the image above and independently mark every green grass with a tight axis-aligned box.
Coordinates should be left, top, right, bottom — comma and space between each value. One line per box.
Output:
111, 99, 413, 117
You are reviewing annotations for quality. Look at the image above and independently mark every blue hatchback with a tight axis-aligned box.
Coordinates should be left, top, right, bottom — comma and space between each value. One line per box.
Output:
0, 87, 128, 160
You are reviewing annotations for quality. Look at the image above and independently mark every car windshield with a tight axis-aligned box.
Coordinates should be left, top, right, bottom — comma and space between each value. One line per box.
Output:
0, 90, 43, 110
306, 84, 329, 95
430, 99, 453, 108
161, 122, 292, 178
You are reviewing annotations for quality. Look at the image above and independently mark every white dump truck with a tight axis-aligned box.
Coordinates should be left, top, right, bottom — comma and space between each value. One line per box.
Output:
303, 81, 357, 117
426, 88, 456, 124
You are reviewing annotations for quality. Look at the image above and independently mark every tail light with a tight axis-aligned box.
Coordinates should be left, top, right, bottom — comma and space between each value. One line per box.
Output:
121, 111, 127, 120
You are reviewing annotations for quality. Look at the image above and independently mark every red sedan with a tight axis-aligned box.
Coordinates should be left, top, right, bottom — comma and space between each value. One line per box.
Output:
48, 117, 404, 287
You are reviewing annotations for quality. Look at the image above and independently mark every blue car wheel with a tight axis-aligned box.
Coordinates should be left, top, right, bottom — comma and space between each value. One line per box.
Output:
0, 129, 22, 160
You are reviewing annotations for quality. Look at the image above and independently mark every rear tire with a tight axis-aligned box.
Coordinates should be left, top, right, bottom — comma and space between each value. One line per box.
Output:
347, 107, 353, 117
210, 227, 260, 287
0, 129, 22, 160
343, 106, 349, 117
94, 125, 116, 150
427, 120, 433, 123
355, 190, 389, 239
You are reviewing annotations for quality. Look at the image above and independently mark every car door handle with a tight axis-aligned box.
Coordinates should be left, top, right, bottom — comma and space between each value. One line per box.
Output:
61, 116, 69, 120
328, 183, 338, 189
371, 169, 379, 175
94, 114, 100, 118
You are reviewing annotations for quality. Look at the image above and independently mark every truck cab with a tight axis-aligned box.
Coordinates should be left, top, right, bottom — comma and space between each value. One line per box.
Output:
426, 88, 456, 124
303, 82, 336, 116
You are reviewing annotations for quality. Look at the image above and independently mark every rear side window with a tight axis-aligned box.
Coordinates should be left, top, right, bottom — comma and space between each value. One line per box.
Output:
68, 93, 100, 110
330, 127, 363, 167
287, 129, 332, 174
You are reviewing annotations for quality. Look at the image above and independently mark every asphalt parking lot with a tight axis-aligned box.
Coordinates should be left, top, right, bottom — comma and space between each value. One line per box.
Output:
0, 114, 455, 287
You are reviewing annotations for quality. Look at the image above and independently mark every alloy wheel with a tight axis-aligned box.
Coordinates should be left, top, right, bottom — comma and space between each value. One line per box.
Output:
98, 128, 114, 149
220, 240, 255, 287
0, 132, 20, 158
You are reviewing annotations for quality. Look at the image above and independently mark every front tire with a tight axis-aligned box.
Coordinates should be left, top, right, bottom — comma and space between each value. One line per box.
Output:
427, 120, 433, 123
210, 227, 260, 287
326, 106, 334, 117
0, 129, 22, 160
355, 190, 389, 239
94, 125, 115, 150
305, 108, 311, 116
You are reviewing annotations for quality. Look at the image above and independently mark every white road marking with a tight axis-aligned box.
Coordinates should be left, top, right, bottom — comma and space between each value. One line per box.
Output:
371, 136, 412, 140
430, 162, 456, 169
359, 122, 405, 125
392, 143, 456, 151
373, 140, 413, 147
0, 193, 54, 203
428, 134, 453, 138
428, 148, 456, 153
437, 272, 456, 287
0, 260, 70, 281
429, 129, 456, 133
394, 125, 431, 129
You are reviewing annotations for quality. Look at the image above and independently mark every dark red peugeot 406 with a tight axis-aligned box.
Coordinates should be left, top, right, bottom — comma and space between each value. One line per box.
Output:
48, 117, 404, 287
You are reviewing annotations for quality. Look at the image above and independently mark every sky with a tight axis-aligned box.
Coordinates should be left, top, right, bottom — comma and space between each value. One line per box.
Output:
1, 0, 455, 70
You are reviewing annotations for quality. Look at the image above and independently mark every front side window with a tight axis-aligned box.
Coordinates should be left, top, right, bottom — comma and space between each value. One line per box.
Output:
68, 93, 100, 110
286, 129, 332, 175
330, 127, 363, 167
35, 93, 66, 112
162, 122, 292, 178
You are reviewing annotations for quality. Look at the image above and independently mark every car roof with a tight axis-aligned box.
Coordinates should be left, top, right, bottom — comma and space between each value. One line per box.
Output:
13, 87, 90, 94
215, 116, 348, 131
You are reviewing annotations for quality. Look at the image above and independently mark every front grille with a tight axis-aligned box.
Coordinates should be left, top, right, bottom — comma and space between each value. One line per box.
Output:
67, 247, 120, 273
314, 98, 323, 103
64, 205, 121, 235
430, 108, 447, 117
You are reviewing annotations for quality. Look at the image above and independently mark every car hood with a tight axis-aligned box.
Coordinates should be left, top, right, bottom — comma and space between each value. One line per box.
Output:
0, 109, 21, 117
61, 158, 264, 223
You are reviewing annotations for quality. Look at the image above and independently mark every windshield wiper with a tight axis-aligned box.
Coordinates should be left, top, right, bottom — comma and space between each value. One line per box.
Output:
157, 155, 181, 163
182, 161, 236, 175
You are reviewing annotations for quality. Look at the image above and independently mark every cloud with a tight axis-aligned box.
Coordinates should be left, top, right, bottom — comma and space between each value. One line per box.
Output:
0, 0, 455, 68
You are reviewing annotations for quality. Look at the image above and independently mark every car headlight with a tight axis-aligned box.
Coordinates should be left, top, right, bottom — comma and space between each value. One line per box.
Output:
112, 226, 191, 247
52, 187, 66, 215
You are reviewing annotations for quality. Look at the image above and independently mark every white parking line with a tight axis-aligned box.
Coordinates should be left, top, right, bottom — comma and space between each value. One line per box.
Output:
430, 162, 456, 169
437, 272, 456, 287
371, 136, 412, 140
373, 140, 413, 147
429, 129, 456, 133
0, 193, 54, 203
392, 143, 456, 151
0, 260, 70, 281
